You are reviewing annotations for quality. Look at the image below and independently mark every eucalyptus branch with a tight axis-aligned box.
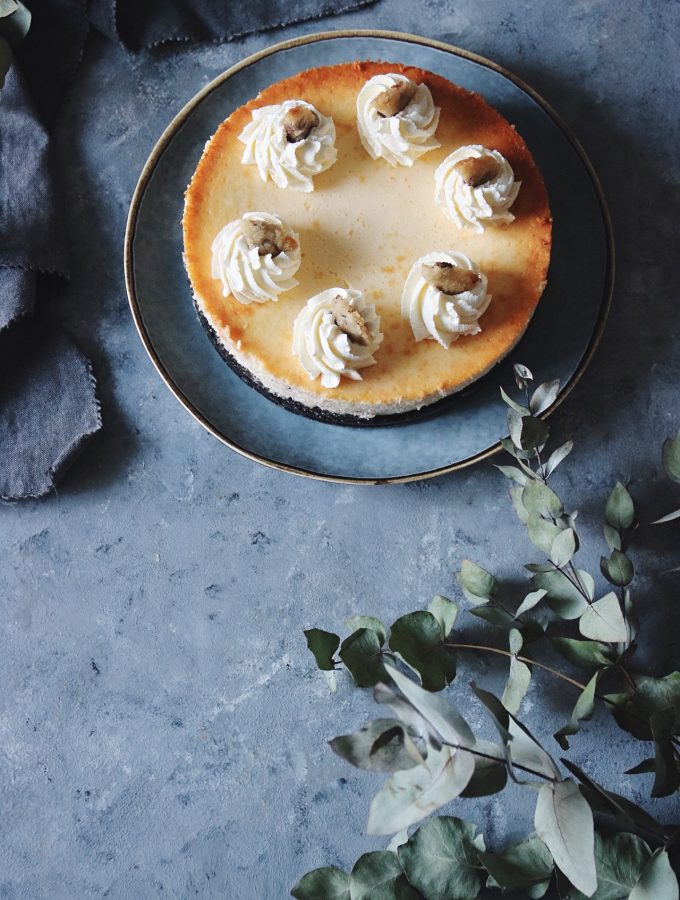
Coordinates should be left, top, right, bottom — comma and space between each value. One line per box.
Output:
296, 371, 680, 900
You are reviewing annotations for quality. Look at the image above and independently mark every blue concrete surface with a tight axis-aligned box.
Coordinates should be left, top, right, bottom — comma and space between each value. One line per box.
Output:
1, 1, 679, 897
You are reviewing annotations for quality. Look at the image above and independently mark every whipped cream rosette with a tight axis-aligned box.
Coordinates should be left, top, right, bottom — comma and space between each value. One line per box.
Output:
401, 251, 491, 349
435, 145, 520, 233
292, 288, 383, 389
356, 73, 440, 167
211, 212, 301, 305
238, 100, 337, 192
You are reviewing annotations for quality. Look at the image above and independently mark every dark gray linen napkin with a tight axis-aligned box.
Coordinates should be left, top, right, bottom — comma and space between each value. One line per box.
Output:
0, 0, 374, 501
89, 0, 375, 50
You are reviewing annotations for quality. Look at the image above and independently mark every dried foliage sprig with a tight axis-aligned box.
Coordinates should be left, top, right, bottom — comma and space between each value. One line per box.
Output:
293, 366, 680, 900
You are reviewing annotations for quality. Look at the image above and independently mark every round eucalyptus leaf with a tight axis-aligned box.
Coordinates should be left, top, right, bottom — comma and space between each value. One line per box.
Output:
604, 482, 635, 530
398, 817, 483, 900
600, 550, 634, 587
662, 430, 680, 483
349, 851, 420, 900
291, 866, 350, 900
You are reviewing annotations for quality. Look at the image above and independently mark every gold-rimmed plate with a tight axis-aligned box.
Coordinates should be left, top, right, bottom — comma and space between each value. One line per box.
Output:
124, 30, 613, 484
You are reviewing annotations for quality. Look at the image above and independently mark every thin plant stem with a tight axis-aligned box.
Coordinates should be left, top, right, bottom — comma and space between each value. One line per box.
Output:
440, 740, 557, 783
444, 642, 652, 729
445, 642, 588, 692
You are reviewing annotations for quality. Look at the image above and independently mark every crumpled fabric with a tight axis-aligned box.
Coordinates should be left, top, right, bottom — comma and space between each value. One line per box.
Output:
0, 0, 374, 500
88, 0, 375, 51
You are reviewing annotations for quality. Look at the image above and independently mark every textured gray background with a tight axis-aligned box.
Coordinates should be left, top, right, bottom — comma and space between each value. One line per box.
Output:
2, 1, 680, 897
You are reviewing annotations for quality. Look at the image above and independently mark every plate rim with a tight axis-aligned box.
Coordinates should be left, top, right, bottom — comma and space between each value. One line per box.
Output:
124, 28, 615, 486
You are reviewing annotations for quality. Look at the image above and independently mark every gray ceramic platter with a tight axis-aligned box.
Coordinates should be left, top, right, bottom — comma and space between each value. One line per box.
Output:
125, 30, 613, 485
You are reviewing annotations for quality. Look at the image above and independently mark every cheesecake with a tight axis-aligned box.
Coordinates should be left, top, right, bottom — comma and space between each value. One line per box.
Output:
182, 61, 552, 423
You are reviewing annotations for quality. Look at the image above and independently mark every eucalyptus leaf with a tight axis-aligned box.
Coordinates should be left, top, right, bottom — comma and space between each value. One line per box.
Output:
291, 866, 351, 900
575, 569, 596, 600
534, 779, 597, 896
367, 742, 475, 835
340, 629, 386, 687
389, 611, 456, 692
603, 524, 622, 552
501, 629, 531, 715
650, 706, 680, 797
560, 760, 668, 840
346, 616, 387, 646
579, 593, 628, 643
516, 589, 547, 617
398, 817, 483, 900
629, 848, 679, 900
562, 832, 651, 900
496, 465, 530, 487
522, 480, 564, 519
330, 719, 422, 773
427, 595, 458, 638
554, 671, 600, 750
472, 684, 559, 781
545, 440, 574, 477
0, 0, 30, 49
520, 416, 550, 451
527, 514, 564, 555
385, 665, 475, 748
551, 638, 616, 669
349, 851, 419, 900
304, 628, 340, 671
624, 588, 639, 642
480, 836, 554, 892
495, 464, 530, 485
605, 672, 680, 741
600, 550, 634, 587
625, 758, 656, 776
514, 363, 534, 390
510, 486, 530, 523
662, 430, 680, 483
530, 379, 560, 415
652, 508, 680, 524
531, 570, 589, 620
460, 739, 508, 798
550, 528, 577, 567
457, 559, 496, 604
604, 482, 635, 530
501, 386, 529, 415
469, 606, 516, 630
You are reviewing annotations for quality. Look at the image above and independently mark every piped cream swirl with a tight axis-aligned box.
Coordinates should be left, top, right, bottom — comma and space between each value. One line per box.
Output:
292, 288, 383, 388
238, 100, 337, 192
435, 145, 520, 232
401, 251, 491, 348
211, 212, 301, 305
356, 73, 440, 167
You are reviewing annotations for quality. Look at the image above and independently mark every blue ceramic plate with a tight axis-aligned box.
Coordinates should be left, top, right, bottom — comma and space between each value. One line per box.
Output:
125, 30, 613, 484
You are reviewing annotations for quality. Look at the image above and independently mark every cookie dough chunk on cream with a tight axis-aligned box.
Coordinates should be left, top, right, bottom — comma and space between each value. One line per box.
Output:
293, 288, 383, 388
435, 145, 520, 232
211, 212, 301, 304
238, 100, 337, 192
401, 251, 490, 348
356, 73, 440, 167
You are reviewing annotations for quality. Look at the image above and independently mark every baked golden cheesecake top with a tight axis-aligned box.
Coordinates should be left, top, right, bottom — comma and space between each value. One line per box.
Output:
182, 61, 552, 418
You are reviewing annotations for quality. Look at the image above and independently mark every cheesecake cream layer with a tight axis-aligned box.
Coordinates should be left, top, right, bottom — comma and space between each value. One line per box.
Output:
183, 61, 552, 417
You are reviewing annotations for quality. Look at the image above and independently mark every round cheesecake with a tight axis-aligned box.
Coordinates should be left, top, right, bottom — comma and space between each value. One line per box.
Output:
182, 61, 552, 423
